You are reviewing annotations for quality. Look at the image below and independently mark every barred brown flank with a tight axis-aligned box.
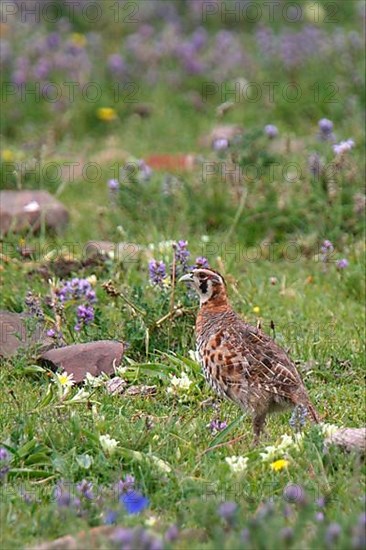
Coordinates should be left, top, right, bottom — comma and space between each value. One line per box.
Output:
180, 268, 319, 444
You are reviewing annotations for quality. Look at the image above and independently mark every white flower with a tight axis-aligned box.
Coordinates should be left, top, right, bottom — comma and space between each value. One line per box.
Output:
278, 434, 294, 450
69, 389, 90, 402
320, 423, 339, 438
99, 434, 119, 455
259, 445, 279, 462
55, 371, 75, 395
150, 455, 172, 473
84, 372, 104, 388
86, 274, 97, 286
225, 455, 249, 473
114, 364, 129, 377
169, 372, 192, 391
145, 516, 157, 527
56, 371, 75, 388
333, 139, 355, 155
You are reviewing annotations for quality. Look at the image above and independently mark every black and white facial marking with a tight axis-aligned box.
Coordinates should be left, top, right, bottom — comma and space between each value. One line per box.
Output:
191, 269, 225, 304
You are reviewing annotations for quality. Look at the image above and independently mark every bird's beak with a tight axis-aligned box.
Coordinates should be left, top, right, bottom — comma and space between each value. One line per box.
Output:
179, 273, 194, 283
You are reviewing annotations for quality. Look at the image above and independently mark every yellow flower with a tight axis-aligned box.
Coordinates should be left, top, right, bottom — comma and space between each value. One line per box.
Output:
97, 107, 117, 122
56, 371, 75, 388
2, 149, 14, 162
71, 33, 86, 47
270, 459, 289, 472
253, 306, 261, 314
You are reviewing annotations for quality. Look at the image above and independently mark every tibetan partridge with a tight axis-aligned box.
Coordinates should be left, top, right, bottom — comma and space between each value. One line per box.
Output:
180, 268, 319, 443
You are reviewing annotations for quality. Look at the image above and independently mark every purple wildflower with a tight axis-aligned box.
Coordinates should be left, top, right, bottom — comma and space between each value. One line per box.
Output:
111, 527, 134, 546
75, 304, 94, 331
218, 501, 237, 521
114, 474, 135, 495
120, 490, 149, 515
76, 479, 94, 500
137, 159, 153, 182
47, 329, 56, 337
46, 32, 60, 49
283, 484, 307, 505
25, 291, 44, 319
318, 118, 335, 141
315, 511, 325, 522
165, 525, 179, 542
212, 138, 229, 151
0, 466, 10, 480
308, 153, 324, 178
320, 240, 334, 263
54, 483, 73, 507
108, 178, 119, 190
208, 419, 228, 434
57, 278, 97, 304
333, 139, 355, 155
264, 124, 278, 138
316, 497, 326, 508
336, 258, 349, 269
107, 53, 125, 74
325, 523, 342, 545
174, 240, 190, 272
103, 509, 118, 525
195, 256, 209, 268
289, 404, 308, 431
149, 260, 167, 286
0, 448, 9, 462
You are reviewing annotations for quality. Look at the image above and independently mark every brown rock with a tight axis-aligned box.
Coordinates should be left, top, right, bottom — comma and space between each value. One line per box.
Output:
40, 341, 124, 383
0, 190, 69, 235
0, 311, 53, 358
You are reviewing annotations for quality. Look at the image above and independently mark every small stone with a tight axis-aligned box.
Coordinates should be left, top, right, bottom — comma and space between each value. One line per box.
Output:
0, 190, 69, 235
125, 385, 157, 397
106, 377, 127, 395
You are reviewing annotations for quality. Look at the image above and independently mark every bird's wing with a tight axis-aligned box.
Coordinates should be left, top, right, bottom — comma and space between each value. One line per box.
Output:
208, 322, 303, 400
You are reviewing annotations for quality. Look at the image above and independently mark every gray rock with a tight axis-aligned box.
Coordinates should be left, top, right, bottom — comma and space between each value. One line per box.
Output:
0, 190, 69, 235
0, 311, 53, 357
40, 341, 124, 383
325, 427, 366, 454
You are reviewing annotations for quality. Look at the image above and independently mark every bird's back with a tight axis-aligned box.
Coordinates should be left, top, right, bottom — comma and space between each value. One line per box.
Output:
196, 305, 310, 413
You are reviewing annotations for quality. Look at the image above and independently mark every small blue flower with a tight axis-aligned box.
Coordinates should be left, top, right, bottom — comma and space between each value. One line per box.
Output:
104, 509, 118, 525
120, 490, 149, 515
